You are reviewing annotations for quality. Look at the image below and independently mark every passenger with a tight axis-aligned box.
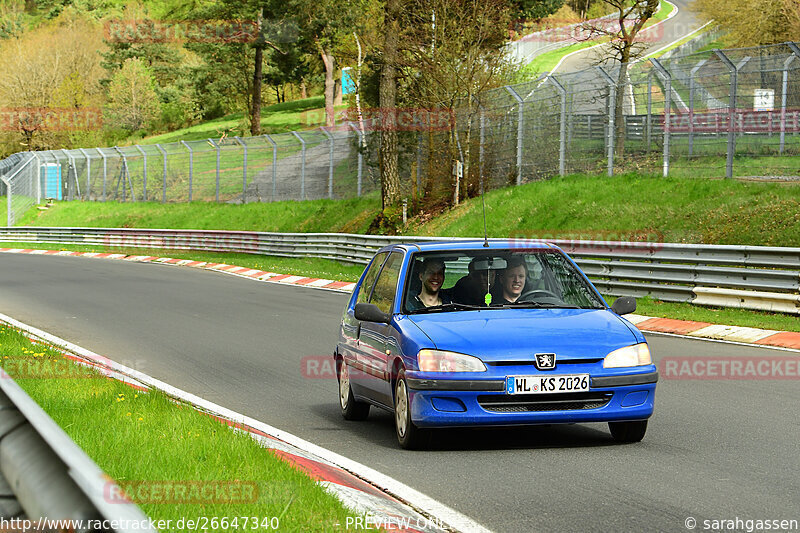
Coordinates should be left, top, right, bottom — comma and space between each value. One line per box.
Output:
494, 256, 528, 304
407, 258, 452, 311
451, 257, 496, 305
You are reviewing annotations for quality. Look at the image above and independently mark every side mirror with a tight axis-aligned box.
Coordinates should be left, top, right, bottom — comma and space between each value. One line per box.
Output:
611, 296, 636, 315
354, 302, 391, 324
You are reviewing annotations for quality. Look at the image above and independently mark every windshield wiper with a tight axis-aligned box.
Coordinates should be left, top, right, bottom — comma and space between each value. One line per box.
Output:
411, 302, 484, 314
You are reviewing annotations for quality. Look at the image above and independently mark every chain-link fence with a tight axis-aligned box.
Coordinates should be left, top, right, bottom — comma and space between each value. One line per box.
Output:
3, 42, 800, 226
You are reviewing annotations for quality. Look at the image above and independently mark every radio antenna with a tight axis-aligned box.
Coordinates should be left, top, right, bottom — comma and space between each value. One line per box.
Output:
481, 177, 489, 248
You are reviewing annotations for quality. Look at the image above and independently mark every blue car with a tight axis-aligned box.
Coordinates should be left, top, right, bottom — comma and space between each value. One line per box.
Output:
334, 241, 658, 449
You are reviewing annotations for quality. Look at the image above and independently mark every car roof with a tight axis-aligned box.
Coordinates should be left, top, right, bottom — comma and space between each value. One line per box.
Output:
385, 239, 557, 254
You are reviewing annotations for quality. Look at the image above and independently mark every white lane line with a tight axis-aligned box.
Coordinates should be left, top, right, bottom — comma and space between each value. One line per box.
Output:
0, 312, 493, 533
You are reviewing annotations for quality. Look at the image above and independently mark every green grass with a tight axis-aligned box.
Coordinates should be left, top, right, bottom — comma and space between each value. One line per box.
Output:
131, 97, 344, 145
409, 173, 800, 247
0, 324, 362, 532
17, 195, 381, 233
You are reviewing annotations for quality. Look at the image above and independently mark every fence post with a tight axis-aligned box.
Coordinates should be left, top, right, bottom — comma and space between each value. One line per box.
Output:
504, 85, 525, 185
180, 141, 193, 202
646, 71, 653, 150
33, 153, 41, 205
134, 145, 147, 201
112, 146, 131, 202
262, 134, 278, 202
479, 109, 486, 181
207, 139, 220, 202
61, 149, 77, 201
320, 127, 334, 199
596, 66, 616, 177
714, 49, 745, 179
548, 75, 568, 176
154, 144, 167, 203
96, 148, 107, 202
234, 136, 247, 203
689, 59, 707, 157
781, 43, 800, 154
79, 148, 91, 200
292, 131, 307, 200
348, 123, 364, 197
651, 58, 671, 177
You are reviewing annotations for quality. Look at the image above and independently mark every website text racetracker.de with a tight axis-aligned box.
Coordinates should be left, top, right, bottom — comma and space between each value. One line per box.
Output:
0, 516, 280, 532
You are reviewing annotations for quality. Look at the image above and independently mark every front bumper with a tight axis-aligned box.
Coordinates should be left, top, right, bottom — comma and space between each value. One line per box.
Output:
406, 369, 658, 428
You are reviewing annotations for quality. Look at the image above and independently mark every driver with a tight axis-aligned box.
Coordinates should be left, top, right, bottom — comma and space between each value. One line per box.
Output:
451, 257, 497, 305
406, 258, 452, 311
495, 256, 528, 304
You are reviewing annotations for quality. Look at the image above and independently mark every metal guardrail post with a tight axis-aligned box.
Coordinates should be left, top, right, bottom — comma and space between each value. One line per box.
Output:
262, 134, 278, 202
180, 141, 193, 202
134, 145, 147, 201
781, 43, 800, 154
348, 123, 364, 197
292, 131, 307, 200
154, 144, 167, 203
548, 75, 568, 176
234, 136, 247, 203
596, 66, 616, 177
651, 58, 671, 177
504, 86, 524, 186
207, 139, 221, 202
714, 49, 746, 179
320, 127, 334, 199
79, 148, 91, 200
96, 148, 107, 202
688, 59, 707, 157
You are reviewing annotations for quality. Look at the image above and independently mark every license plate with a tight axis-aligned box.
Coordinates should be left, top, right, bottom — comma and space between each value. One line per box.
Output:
506, 374, 590, 394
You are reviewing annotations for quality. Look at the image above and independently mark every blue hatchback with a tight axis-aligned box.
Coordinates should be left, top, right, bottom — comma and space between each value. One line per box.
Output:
334, 241, 658, 449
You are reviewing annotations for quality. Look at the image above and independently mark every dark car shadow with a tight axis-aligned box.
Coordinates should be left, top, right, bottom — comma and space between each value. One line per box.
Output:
310, 403, 618, 451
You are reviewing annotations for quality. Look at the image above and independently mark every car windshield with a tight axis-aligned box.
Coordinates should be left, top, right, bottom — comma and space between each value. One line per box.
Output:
402, 249, 605, 314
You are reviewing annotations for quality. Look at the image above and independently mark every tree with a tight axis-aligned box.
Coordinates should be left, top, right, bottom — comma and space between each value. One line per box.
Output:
694, 0, 792, 46
291, 0, 367, 128
510, 0, 564, 20
581, 0, 659, 157
106, 58, 161, 131
405, 0, 513, 205
0, 12, 104, 152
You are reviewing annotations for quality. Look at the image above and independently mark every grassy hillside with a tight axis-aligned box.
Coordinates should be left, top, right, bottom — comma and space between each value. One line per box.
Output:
19, 174, 800, 247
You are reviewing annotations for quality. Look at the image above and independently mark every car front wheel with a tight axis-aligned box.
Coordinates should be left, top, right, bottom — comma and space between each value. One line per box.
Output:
338, 359, 369, 421
394, 368, 428, 449
608, 420, 648, 443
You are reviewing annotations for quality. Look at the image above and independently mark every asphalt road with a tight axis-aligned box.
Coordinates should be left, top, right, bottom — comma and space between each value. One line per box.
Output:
1, 254, 798, 532
555, 0, 706, 73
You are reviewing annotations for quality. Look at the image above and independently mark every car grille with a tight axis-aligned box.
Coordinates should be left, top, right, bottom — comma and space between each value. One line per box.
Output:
478, 392, 613, 412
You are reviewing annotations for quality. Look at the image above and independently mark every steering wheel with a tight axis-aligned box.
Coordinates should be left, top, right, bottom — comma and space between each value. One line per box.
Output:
518, 288, 559, 301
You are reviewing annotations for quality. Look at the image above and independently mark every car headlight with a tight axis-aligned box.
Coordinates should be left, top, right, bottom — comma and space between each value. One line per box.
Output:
417, 349, 487, 372
603, 343, 652, 368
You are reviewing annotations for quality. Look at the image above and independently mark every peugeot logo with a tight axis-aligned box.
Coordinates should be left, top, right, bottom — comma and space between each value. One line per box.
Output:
534, 353, 556, 370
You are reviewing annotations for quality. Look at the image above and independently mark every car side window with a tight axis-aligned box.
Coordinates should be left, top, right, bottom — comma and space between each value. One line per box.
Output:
370, 252, 403, 314
356, 252, 388, 306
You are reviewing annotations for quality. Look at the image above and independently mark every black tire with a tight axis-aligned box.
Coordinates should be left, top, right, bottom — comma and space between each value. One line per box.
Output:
394, 368, 429, 449
338, 359, 370, 421
608, 420, 648, 443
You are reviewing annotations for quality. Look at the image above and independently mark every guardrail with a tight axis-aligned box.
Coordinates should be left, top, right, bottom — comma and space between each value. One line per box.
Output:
0, 366, 154, 530
1, 227, 799, 313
